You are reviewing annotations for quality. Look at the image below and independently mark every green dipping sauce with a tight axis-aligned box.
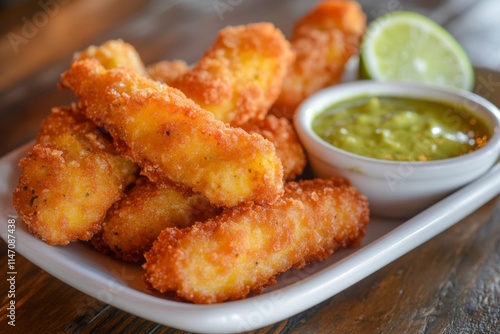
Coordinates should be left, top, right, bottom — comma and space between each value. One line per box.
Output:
312, 96, 490, 161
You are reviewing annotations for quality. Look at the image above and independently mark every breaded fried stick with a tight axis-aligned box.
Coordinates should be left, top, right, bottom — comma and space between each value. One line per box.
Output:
13, 107, 138, 245
272, 0, 366, 118
143, 178, 369, 304
60, 59, 284, 207
91, 177, 220, 263
172, 23, 294, 126
240, 114, 306, 181
75, 39, 147, 74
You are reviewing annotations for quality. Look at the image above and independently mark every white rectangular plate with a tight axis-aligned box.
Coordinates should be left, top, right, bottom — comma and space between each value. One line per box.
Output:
1, 141, 499, 333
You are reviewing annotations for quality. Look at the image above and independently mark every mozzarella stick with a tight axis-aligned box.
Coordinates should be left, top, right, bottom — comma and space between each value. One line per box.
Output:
91, 177, 220, 263
143, 178, 369, 304
60, 59, 284, 207
172, 23, 293, 126
13, 106, 138, 245
272, 0, 366, 118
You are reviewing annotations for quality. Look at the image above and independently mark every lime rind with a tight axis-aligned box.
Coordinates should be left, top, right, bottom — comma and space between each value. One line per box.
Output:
359, 11, 474, 91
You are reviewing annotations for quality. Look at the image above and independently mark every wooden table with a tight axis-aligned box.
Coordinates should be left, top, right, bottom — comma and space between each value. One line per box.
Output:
1, 0, 499, 333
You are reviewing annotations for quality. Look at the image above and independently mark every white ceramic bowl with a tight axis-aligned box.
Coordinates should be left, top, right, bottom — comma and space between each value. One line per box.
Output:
294, 81, 500, 218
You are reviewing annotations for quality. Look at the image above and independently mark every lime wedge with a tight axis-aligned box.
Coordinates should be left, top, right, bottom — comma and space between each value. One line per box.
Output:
359, 11, 474, 90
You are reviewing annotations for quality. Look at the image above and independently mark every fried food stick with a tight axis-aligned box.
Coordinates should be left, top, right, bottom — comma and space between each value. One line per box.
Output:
60, 59, 284, 207
240, 114, 306, 181
272, 0, 366, 118
172, 23, 294, 126
143, 178, 369, 304
91, 177, 220, 263
75, 39, 147, 74
13, 107, 138, 245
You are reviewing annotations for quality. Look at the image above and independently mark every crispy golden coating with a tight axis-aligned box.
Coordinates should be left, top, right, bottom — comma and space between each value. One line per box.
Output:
147, 60, 189, 85
13, 107, 138, 245
91, 177, 220, 263
143, 178, 369, 304
60, 59, 284, 207
75, 39, 147, 74
172, 23, 294, 126
240, 114, 306, 181
272, 0, 366, 118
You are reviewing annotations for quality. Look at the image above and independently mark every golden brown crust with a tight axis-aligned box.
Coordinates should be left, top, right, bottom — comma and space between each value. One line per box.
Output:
60, 59, 284, 207
143, 178, 369, 304
12, 106, 138, 245
90, 177, 220, 263
172, 22, 294, 126
240, 114, 307, 180
272, 0, 366, 118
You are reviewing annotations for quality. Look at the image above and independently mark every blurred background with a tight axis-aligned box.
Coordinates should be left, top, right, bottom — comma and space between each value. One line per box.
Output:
0, 0, 499, 156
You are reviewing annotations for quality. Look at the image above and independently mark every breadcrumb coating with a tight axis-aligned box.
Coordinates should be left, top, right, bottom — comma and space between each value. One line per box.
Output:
272, 0, 366, 118
13, 106, 138, 245
60, 59, 284, 207
240, 114, 307, 181
91, 177, 220, 263
143, 178, 369, 304
172, 22, 294, 126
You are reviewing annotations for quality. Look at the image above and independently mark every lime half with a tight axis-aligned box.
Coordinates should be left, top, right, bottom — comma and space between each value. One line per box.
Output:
359, 11, 474, 90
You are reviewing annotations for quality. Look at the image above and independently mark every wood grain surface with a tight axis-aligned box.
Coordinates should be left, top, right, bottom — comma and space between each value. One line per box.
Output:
1, 1, 499, 333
